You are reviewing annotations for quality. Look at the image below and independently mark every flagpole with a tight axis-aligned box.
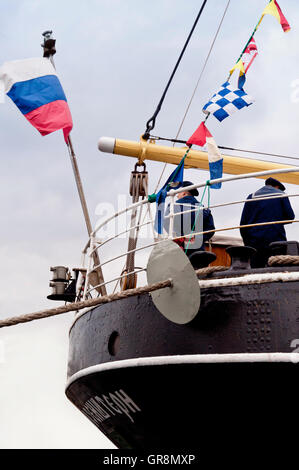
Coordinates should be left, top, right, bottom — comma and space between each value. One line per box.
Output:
41, 31, 107, 296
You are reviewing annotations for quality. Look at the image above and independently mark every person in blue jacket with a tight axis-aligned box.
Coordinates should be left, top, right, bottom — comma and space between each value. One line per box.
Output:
164, 181, 215, 257
240, 177, 295, 268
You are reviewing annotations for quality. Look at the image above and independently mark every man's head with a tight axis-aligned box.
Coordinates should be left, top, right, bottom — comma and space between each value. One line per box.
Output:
265, 177, 285, 191
177, 181, 199, 199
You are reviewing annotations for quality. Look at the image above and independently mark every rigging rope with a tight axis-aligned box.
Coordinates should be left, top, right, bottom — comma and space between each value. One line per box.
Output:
174, 0, 231, 144
0, 279, 173, 329
153, 0, 231, 194
142, 0, 208, 140
4, 255, 297, 329
196, 265, 228, 275
149, 136, 299, 165
0, 265, 231, 328
268, 255, 299, 267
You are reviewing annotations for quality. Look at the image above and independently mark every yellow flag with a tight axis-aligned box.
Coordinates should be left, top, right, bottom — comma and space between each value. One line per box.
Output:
260, 0, 290, 33
229, 59, 245, 77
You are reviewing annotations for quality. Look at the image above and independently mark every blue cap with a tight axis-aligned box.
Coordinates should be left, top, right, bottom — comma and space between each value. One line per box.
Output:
265, 177, 285, 191
180, 181, 199, 196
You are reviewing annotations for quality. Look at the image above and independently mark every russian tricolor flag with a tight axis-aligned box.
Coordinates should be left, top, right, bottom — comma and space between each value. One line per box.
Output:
0, 57, 73, 142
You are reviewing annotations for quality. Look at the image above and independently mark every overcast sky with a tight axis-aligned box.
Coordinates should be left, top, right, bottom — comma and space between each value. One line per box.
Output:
0, 0, 299, 449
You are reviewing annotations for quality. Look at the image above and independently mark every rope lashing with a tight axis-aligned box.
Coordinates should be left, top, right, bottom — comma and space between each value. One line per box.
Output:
268, 255, 299, 267
0, 279, 173, 329
147, 136, 299, 164
138, 139, 149, 166
195, 265, 228, 275
148, 193, 157, 203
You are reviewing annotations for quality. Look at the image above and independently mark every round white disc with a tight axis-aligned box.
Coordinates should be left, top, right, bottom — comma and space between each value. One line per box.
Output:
146, 240, 201, 324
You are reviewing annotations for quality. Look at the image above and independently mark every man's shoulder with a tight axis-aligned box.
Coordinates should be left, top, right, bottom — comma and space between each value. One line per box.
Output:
253, 186, 283, 199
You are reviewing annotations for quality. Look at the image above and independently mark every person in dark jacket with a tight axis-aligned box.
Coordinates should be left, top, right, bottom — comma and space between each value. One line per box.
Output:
240, 177, 295, 268
164, 181, 215, 257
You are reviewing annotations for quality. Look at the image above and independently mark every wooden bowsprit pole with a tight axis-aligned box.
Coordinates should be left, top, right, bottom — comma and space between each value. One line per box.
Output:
42, 31, 107, 296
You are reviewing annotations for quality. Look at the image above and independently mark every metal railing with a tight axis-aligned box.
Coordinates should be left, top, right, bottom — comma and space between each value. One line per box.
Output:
82, 166, 299, 300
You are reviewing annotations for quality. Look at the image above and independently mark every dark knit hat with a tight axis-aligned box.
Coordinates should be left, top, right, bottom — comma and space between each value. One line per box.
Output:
265, 177, 285, 191
180, 181, 199, 196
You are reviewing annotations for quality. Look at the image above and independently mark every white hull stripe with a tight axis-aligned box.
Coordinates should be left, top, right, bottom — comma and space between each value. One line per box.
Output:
66, 353, 299, 390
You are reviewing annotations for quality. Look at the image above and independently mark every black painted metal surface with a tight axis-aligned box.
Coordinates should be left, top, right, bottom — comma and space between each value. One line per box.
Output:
66, 361, 299, 449
66, 271, 299, 448
67, 278, 299, 378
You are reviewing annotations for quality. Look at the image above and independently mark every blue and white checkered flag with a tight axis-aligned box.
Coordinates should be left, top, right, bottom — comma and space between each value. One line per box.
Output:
203, 81, 254, 122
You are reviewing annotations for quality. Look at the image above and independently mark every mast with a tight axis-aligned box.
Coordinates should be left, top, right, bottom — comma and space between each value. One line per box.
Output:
42, 31, 107, 296
98, 136, 299, 186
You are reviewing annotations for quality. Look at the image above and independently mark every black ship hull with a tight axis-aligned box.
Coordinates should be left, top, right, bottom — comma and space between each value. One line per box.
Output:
66, 273, 299, 448
66, 356, 298, 449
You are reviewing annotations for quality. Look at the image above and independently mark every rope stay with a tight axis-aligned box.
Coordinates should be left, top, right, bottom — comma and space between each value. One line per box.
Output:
268, 255, 299, 266
2, 254, 298, 329
152, 0, 231, 194
0, 279, 173, 329
148, 136, 299, 165
174, 0, 231, 144
142, 0, 208, 140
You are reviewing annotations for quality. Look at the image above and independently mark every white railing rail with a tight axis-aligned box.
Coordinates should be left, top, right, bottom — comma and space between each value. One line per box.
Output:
82, 167, 299, 299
